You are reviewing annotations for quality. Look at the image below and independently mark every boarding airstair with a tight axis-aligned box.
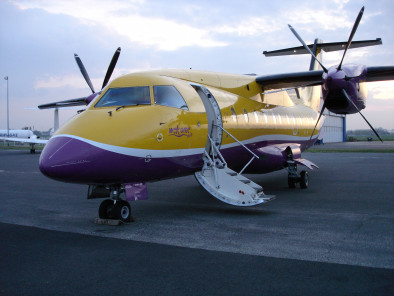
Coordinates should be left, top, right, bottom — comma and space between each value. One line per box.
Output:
195, 125, 275, 206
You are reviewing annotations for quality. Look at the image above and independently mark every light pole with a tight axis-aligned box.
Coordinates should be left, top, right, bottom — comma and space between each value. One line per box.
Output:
4, 76, 9, 137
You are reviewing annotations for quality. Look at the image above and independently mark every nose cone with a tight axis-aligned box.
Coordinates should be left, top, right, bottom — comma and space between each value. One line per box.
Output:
39, 136, 93, 183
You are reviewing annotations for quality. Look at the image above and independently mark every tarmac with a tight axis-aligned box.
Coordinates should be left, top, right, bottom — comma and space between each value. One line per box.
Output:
0, 144, 393, 295
308, 140, 394, 151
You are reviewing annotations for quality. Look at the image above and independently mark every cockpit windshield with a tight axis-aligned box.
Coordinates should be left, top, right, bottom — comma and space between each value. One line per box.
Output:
95, 86, 151, 107
153, 85, 188, 110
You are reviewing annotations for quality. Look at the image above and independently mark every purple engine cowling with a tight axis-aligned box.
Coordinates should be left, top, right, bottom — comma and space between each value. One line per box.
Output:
322, 64, 367, 114
85, 92, 99, 105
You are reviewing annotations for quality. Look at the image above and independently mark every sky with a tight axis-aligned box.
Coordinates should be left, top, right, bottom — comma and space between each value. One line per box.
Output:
0, 0, 394, 131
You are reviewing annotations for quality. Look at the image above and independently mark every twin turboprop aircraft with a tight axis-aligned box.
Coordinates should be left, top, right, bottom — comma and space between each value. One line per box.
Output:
38, 7, 394, 222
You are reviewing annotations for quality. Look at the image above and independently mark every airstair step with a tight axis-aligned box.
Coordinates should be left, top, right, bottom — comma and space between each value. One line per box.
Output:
252, 187, 264, 193
240, 179, 251, 184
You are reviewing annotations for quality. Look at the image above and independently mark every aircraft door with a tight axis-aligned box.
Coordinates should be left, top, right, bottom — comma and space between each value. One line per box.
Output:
190, 83, 223, 153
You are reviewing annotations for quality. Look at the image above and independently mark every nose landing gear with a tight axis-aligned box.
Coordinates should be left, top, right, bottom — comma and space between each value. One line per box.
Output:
88, 184, 134, 223
98, 199, 132, 223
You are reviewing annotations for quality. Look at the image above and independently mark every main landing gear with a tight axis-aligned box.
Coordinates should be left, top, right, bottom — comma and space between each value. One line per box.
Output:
287, 166, 309, 189
88, 185, 133, 223
30, 144, 36, 154
285, 147, 309, 189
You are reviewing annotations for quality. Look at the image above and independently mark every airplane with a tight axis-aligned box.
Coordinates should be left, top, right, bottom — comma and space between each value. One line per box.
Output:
0, 104, 68, 153
37, 7, 394, 222
0, 129, 48, 153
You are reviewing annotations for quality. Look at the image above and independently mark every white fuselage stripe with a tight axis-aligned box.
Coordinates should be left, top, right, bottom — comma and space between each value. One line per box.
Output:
52, 134, 318, 158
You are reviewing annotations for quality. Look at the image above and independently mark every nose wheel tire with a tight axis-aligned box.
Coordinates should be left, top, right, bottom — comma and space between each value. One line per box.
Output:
98, 199, 132, 222
113, 200, 132, 222
99, 199, 115, 219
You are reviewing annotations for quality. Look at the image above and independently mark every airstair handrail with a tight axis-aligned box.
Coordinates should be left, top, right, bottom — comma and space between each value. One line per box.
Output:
207, 135, 227, 166
213, 124, 260, 159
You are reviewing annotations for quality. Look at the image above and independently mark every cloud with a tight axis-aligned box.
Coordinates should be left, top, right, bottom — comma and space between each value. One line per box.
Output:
214, 17, 282, 36
11, 0, 227, 51
322, 48, 371, 67
34, 74, 101, 90
368, 81, 394, 100
34, 64, 161, 91
283, 9, 354, 32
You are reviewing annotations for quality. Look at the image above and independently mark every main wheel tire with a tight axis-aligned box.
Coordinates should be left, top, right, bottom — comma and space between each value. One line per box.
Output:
99, 199, 115, 219
113, 200, 132, 223
300, 171, 309, 189
288, 175, 296, 189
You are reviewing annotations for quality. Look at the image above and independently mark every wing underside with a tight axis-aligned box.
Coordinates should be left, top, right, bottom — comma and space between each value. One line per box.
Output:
255, 66, 394, 90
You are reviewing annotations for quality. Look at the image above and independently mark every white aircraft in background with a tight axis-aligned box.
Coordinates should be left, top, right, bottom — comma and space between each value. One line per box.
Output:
0, 104, 62, 153
0, 129, 48, 154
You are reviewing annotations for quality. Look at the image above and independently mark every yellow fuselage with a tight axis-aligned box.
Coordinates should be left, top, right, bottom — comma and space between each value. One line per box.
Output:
40, 69, 322, 184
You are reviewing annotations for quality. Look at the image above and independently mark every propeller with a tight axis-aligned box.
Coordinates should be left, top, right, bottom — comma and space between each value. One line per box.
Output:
102, 47, 121, 90
38, 47, 121, 111
338, 7, 364, 70
288, 25, 328, 73
74, 47, 122, 94
341, 89, 383, 142
288, 7, 382, 142
310, 91, 328, 140
74, 53, 95, 94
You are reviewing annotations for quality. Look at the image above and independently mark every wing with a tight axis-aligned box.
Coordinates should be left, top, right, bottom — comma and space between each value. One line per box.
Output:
365, 66, 394, 82
256, 70, 323, 90
255, 66, 394, 90
38, 97, 87, 109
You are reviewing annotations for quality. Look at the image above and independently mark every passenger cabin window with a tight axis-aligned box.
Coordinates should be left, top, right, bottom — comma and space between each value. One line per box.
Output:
243, 109, 249, 123
153, 86, 188, 110
95, 86, 150, 107
230, 107, 237, 122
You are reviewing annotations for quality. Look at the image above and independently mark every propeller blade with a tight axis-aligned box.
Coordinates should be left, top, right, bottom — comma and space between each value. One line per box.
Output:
310, 98, 327, 141
337, 6, 364, 70
288, 25, 328, 73
102, 47, 121, 90
74, 54, 95, 94
341, 89, 383, 142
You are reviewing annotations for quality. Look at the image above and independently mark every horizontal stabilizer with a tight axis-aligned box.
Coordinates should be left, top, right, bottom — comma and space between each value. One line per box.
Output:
263, 38, 382, 57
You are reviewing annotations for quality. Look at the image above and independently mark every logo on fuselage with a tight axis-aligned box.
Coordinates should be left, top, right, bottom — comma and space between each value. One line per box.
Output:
169, 125, 192, 138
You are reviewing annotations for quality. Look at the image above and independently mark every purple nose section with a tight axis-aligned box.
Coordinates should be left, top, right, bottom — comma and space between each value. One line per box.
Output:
39, 136, 93, 183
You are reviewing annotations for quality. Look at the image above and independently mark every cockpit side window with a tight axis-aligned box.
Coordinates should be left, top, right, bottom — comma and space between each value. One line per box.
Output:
153, 85, 188, 110
95, 86, 151, 107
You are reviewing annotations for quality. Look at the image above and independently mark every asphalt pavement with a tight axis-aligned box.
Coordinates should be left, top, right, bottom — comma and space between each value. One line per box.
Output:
0, 147, 393, 295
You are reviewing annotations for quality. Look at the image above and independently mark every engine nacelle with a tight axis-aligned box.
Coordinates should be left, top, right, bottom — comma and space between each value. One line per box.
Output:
322, 64, 367, 114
